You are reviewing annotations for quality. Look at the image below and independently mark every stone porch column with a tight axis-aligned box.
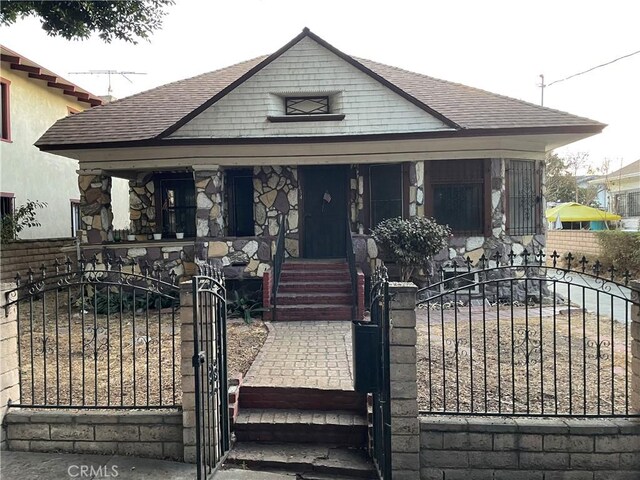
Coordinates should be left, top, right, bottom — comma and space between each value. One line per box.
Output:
194, 166, 224, 239
631, 280, 640, 414
1, 283, 19, 450
78, 169, 114, 244
388, 282, 420, 479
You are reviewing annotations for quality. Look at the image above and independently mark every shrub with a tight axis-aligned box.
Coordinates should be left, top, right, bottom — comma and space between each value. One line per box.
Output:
595, 230, 640, 277
1, 199, 47, 243
372, 216, 452, 281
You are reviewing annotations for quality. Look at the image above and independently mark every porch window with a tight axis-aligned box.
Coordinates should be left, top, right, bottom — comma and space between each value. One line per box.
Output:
1, 78, 10, 141
226, 169, 254, 237
1, 194, 15, 239
370, 164, 403, 228
506, 160, 541, 235
159, 177, 196, 237
425, 159, 490, 236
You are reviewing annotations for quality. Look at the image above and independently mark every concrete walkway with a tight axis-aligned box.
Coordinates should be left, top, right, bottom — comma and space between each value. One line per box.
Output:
243, 321, 354, 390
0, 451, 196, 480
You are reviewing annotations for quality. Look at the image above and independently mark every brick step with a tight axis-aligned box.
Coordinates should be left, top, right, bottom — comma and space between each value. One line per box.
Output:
277, 292, 353, 306
275, 305, 353, 321
283, 261, 349, 271
234, 408, 367, 447
225, 442, 377, 478
280, 271, 351, 282
239, 387, 365, 413
278, 281, 352, 294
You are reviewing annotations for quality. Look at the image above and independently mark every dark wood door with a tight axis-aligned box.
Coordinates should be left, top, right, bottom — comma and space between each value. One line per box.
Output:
302, 165, 348, 258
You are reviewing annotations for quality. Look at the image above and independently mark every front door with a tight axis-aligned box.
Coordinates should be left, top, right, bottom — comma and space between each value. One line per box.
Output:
302, 165, 348, 258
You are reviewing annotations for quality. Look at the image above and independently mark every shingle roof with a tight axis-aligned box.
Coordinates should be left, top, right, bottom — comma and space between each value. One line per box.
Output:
36, 30, 604, 149
608, 159, 639, 178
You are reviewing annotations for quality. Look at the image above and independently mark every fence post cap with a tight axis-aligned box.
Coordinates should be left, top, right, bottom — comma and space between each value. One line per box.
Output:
388, 282, 418, 292
629, 279, 640, 291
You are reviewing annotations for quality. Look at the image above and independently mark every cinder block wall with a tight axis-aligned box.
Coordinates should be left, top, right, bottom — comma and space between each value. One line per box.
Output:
0, 238, 75, 282
5, 410, 183, 460
546, 231, 602, 264
0, 283, 19, 450
420, 416, 640, 479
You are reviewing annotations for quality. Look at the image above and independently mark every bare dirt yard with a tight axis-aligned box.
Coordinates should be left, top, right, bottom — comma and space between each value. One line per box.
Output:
416, 303, 631, 416
15, 294, 267, 408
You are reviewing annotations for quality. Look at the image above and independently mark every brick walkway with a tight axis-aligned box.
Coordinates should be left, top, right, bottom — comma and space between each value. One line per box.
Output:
243, 321, 354, 390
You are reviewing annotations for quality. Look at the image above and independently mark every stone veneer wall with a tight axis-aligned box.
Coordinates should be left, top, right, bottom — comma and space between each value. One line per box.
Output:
78, 171, 114, 244
253, 166, 299, 257
5, 410, 183, 460
81, 242, 194, 279
352, 159, 546, 279
129, 176, 156, 236
196, 168, 224, 238
207, 237, 271, 279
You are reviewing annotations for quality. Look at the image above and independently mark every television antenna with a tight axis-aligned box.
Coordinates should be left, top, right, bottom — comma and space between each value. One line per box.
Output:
68, 69, 147, 95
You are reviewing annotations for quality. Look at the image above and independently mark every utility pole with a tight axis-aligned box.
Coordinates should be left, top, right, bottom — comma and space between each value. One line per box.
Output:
68, 70, 146, 96
538, 74, 545, 106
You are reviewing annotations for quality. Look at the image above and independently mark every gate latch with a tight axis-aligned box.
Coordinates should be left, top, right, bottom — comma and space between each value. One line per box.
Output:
192, 351, 205, 368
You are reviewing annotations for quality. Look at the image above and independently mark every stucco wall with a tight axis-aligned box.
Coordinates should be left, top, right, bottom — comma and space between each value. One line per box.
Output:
0, 66, 128, 239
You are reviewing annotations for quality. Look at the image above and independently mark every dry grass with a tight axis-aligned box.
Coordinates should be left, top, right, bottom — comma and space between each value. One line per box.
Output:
15, 294, 267, 408
417, 304, 631, 416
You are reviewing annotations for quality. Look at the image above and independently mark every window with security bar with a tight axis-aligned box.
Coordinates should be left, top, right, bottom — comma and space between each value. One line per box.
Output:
285, 96, 329, 115
507, 160, 540, 235
425, 159, 489, 236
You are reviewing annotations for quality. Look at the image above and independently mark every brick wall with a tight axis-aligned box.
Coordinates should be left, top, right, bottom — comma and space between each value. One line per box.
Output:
419, 416, 640, 479
4, 410, 182, 460
0, 238, 75, 282
546, 231, 602, 264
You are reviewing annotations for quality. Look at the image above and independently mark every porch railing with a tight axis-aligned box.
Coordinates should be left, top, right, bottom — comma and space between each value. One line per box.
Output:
345, 215, 358, 318
416, 250, 638, 417
4, 255, 181, 409
271, 214, 288, 321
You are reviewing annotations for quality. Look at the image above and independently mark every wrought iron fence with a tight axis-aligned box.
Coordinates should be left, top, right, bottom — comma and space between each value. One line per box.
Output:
416, 250, 638, 417
4, 255, 181, 409
271, 213, 288, 321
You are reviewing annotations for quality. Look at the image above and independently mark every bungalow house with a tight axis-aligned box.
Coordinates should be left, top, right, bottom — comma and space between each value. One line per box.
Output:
35, 29, 604, 318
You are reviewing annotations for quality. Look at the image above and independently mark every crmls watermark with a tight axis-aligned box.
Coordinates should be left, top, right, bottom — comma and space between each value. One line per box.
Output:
68, 465, 119, 478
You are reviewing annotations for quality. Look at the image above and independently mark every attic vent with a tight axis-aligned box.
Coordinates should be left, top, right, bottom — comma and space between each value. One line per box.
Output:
285, 96, 329, 115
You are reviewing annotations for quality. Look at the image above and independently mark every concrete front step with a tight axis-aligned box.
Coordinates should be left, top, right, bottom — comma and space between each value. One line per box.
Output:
240, 387, 365, 413
234, 408, 367, 446
225, 443, 377, 479
277, 292, 353, 306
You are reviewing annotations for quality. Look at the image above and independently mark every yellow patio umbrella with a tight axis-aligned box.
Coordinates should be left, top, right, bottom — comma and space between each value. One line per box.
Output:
545, 202, 621, 223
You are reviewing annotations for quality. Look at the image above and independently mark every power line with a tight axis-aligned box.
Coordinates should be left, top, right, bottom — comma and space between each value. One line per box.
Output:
538, 49, 640, 105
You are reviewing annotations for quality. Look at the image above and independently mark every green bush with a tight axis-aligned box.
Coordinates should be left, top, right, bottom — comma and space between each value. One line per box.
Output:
372, 216, 452, 281
595, 231, 640, 277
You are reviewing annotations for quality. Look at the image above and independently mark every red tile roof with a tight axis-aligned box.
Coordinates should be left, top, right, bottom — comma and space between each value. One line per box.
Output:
36, 30, 604, 149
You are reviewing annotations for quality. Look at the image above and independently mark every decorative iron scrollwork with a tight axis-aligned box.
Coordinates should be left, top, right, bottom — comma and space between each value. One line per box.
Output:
512, 328, 541, 365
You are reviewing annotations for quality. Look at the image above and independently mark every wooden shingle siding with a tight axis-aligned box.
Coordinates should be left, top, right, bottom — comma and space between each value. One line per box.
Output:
170, 36, 449, 139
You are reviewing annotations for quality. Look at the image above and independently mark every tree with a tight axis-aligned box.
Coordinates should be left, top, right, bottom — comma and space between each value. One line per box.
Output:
1, 199, 47, 243
545, 152, 599, 206
0, 1, 174, 43
372, 216, 452, 282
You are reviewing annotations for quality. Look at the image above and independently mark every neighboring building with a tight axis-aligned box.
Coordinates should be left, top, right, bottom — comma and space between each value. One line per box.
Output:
598, 159, 640, 231
35, 29, 604, 295
0, 46, 129, 240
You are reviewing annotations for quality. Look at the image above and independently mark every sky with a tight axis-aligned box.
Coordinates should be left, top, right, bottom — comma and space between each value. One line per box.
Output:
2, 0, 639, 173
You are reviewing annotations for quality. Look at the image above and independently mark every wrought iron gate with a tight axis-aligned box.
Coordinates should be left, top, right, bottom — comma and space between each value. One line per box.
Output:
369, 266, 391, 479
192, 264, 230, 479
